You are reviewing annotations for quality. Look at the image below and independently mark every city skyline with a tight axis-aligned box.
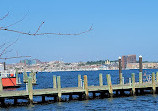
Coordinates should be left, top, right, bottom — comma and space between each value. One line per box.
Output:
0, 1, 158, 63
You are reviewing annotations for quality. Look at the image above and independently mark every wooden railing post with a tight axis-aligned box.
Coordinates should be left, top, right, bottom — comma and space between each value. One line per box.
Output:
28, 76, 33, 104
99, 73, 103, 86
0, 77, 3, 91
152, 72, 156, 94
106, 74, 113, 97
84, 75, 89, 99
139, 72, 143, 84
57, 76, 61, 102
132, 73, 135, 95
53, 75, 57, 88
78, 75, 81, 87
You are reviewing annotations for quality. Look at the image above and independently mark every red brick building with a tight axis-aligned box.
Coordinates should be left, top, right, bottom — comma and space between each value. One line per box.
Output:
122, 55, 136, 69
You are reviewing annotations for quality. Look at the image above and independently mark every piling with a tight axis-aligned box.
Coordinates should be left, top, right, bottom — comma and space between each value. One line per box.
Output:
32, 72, 36, 84
78, 75, 81, 87
139, 72, 143, 84
152, 72, 156, 94
3, 62, 6, 70
84, 75, 89, 99
120, 73, 123, 85
23, 70, 28, 83
0, 77, 3, 91
28, 77, 33, 104
57, 76, 61, 102
156, 72, 158, 83
139, 55, 142, 73
132, 73, 135, 95
118, 56, 122, 85
53, 75, 57, 88
15, 68, 18, 84
106, 74, 113, 97
99, 73, 103, 86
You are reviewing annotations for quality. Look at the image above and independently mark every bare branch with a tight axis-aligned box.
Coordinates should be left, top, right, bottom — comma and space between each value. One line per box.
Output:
4, 13, 27, 28
0, 25, 93, 36
0, 38, 19, 57
0, 43, 6, 50
0, 12, 9, 21
0, 56, 31, 60
34, 21, 45, 35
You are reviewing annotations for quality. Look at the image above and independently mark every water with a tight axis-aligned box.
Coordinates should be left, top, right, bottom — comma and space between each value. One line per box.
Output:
1, 69, 158, 111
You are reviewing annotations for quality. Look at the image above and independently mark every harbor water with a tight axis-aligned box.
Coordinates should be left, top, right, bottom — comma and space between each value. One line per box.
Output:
1, 69, 158, 111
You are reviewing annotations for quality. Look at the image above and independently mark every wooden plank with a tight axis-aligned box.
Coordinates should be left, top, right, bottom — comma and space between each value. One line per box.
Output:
106, 74, 113, 97
53, 75, 57, 88
99, 73, 103, 86
152, 72, 156, 94
84, 75, 89, 99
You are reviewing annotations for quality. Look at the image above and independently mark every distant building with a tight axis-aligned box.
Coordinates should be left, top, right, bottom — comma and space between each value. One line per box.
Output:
20, 59, 41, 65
122, 55, 136, 69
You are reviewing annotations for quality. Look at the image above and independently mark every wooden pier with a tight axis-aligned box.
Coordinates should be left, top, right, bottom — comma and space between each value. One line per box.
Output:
0, 72, 158, 106
0, 56, 157, 106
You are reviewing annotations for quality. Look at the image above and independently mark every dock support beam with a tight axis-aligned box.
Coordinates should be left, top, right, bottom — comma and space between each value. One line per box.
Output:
28, 77, 33, 104
57, 76, 61, 102
132, 73, 135, 95
0, 98, 5, 106
139, 72, 143, 84
14, 98, 17, 105
99, 73, 103, 86
69, 94, 73, 100
53, 75, 57, 88
84, 75, 89, 100
0, 77, 3, 91
42, 96, 45, 102
106, 74, 113, 97
78, 75, 81, 87
152, 72, 156, 94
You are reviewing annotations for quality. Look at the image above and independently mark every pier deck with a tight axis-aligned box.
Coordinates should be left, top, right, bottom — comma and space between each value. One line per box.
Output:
0, 73, 158, 105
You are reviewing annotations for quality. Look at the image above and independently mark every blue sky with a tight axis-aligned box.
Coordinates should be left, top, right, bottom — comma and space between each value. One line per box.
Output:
0, 0, 158, 63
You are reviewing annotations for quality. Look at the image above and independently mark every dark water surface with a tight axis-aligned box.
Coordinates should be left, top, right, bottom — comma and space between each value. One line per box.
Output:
1, 69, 158, 111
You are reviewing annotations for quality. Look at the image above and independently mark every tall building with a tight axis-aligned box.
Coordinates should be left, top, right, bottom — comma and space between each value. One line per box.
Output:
122, 55, 136, 69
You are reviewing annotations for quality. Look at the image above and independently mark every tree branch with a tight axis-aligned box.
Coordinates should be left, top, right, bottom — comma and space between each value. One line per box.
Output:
0, 25, 93, 36
0, 12, 9, 21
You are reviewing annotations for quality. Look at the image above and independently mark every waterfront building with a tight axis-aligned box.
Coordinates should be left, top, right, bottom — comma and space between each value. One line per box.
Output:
122, 55, 136, 69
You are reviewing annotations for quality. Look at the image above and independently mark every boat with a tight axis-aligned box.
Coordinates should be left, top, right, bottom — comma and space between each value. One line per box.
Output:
0, 71, 21, 88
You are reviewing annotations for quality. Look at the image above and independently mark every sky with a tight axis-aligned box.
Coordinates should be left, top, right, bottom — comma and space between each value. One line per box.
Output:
0, 0, 158, 63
